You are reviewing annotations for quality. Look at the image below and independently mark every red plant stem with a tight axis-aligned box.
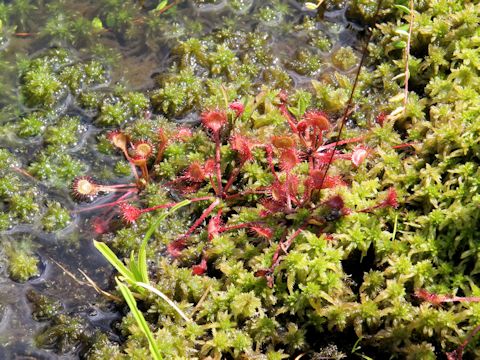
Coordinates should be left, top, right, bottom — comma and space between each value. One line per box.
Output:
446, 324, 480, 360
73, 190, 138, 213
265, 145, 279, 181
98, 187, 138, 194
316, 136, 366, 152
282, 225, 307, 254
155, 137, 168, 165
13, 167, 36, 180
98, 183, 138, 189
177, 198, 220, 240
14, 32, 36, 37
125, 156, 140, 181
209, 176, 219, 196
317, 0, 383, 191
392, 142, 417, 149
285, 174, 293, 211
140, 163, 149, 182
279, 103, 298, 134
223, 167, 240, 193
271, 226, 306, 269
224, 159, 248, 194
214, 133, 223, 197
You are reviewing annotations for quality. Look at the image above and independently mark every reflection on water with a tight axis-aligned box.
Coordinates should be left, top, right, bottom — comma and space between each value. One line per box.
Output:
0, 0, 362, 357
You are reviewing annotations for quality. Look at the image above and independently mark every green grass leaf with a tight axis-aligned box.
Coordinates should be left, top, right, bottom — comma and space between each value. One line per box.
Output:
117, 280, 163, 360
93, 240, 135, 282
138, 199, 191, 283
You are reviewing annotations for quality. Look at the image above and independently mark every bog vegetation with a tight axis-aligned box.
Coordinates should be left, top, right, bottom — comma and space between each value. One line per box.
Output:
0, 0, 480, 359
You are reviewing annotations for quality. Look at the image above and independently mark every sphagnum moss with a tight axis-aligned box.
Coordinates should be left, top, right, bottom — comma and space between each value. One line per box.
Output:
1, 0, 480, 359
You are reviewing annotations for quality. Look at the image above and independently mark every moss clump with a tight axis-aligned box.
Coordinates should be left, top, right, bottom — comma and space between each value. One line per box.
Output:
331, 46, 358, 71
26, 289, 63, 321
35, 314, 92, 353
9, 191, 40, 222
17, 112, 47, 138
41, 201, 71, 232
6, 240, 40, 282
44, 116, 83, 148
28, 152, 85, 187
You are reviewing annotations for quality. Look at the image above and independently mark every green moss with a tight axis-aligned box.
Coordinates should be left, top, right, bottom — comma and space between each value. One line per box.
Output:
10, 191, 40, 221
331, 46, 358, 71
97, 99, 130, 126
26, 289, 63, 321
17, 112, 46, 138
28, 152, 85, 186
0, 212, 11, 231
21, 61, 65, 109
35, 314, 91, 353
6, 241, 39, 282
44, 116, 82, 147
41, 201, 71, 232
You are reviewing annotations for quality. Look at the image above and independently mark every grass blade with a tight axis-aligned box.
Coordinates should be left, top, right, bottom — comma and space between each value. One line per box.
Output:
138, 199, 191, 283
94, 240, 135, 282
116, 280, 163, 360
136, 281, 192, 323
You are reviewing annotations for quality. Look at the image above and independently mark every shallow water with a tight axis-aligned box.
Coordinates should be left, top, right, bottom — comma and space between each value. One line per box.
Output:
0, 0, 363, 357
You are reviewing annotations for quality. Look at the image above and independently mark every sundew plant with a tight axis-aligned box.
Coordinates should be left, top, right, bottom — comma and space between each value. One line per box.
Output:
1, 0, 480, 359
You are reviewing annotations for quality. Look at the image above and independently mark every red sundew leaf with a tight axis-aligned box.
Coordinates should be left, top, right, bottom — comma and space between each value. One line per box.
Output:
207, 214, 223, 241
92, 217, 109, 234
315, 150, 345, 165
167, 238, 186, 257
118, 203, 142, 223
287, 175, 300, 197
229, 100, 245, 117
129, 154, 147, 166
376, 112, 387, 127
254, 269, 271, 278
321, 175, 347, 189
201, 109, 227, 134
174, 127, 193, 141
271, 135, 295, 149
325, 195, 344, 210
192, 257, 208, 275
414, 289, 444, 306
351, 146, 369, 167
72, 176, 100, 200
260, 198, 285, 215
185, 162, 206, 182
107, 130, 128, 150
303, 110, 330, 131
384, 187, 399, 208
249, 225, 273, 239
203, 158, 216, 176
279, 148, 300, 171
132, 140, 154, 158
230, 134, 254, 162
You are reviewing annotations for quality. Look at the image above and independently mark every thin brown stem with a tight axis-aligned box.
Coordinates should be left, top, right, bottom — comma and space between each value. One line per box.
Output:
317, 0, 384, 191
